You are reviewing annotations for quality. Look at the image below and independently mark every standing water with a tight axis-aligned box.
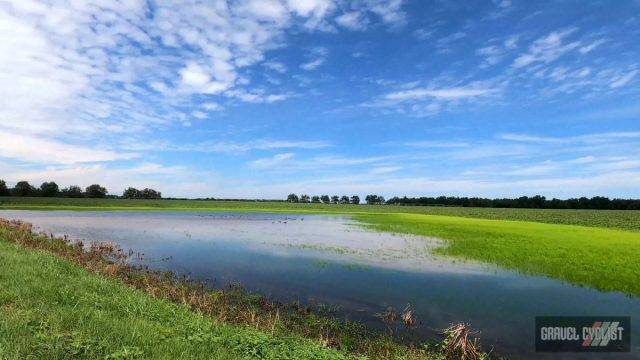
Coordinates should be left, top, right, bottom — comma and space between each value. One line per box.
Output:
1, 210, 638, 359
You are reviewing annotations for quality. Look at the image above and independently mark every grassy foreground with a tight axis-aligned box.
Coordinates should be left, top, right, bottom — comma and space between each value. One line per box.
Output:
0, 220, 485, 360
0, 234, 350, 359
356, 213, 640, 296
1, 197, 639, 231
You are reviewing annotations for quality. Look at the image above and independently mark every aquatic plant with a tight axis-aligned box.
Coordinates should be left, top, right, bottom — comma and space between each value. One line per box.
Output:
375, 307, 398, 325
442, 323, 484, 360
401, 304, 418, 328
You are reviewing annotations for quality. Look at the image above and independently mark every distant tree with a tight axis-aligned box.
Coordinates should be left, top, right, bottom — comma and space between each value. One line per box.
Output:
365, 194, 385, 205
40, 182, 59, 197
0, 180, 8, 196
61, 185, 83, 198
14, 181, 35, 197
123, 187, 141, 199
85, 184, 107, 198
339, 195, 350, 204
350, 195, 360, 205
311, 195, 321, 203
320, 195, 330, 203
140, 188, 161, 199
287, 193, 299, 203
331, 195, 339, 204
299, 194, 310, 203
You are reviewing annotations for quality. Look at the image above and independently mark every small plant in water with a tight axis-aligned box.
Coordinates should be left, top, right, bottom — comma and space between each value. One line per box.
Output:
442, 323, 484, 360
401, 304, 417, 328
375, 306, 398, 325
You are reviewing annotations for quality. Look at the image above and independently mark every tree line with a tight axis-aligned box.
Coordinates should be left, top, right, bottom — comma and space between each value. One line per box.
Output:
286, 194, 386, 205
386, 195, 640, 210
0, 180, 161, 199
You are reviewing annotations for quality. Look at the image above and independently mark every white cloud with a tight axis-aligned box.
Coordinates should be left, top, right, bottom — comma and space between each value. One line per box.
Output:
609, 70, 638, 88
226, 89, 292, 103
499, 131, 640, 144
249, 153, 296, 169
192, 111, 207, 119
513, 28, 580, 68
0, 0, 401, 165
0, 132, 136, 165
300, 47, 328, 70
125, 139, 331, 153
336, 11, 367, 30
405, 141, 470, 148
300, 58, 325, 70
504, 161, 558, 176
203, 102, 223, 111
179, 62, 232, 95
369, 166, 402, 174
263, 61, 287, 73
364, 0, 405, 26
579, 39, 607, 54
385, 86, 495, 101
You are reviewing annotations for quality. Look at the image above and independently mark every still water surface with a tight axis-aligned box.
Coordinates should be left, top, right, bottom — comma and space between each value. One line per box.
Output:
1, 210, 638, 359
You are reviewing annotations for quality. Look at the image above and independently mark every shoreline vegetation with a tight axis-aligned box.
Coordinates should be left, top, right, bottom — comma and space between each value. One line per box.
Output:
0, 219, 488, 360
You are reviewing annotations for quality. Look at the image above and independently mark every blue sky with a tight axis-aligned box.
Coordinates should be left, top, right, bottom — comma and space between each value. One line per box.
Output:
1, 0, 639, 199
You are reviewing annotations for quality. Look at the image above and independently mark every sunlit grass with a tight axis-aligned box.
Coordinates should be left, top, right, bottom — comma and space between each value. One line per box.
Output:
356, 213, 640, 296
0, 239, 352, 359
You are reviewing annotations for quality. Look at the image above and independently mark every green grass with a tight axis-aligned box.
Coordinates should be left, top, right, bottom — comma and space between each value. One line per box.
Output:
1, 197, 639, 231
356, 213, 640, 296
0, 238, 354, 360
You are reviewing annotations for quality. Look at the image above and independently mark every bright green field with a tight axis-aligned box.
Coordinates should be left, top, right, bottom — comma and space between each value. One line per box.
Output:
1, 197, 639, 231
356, 213, 640, 296
0, 238, 352, 360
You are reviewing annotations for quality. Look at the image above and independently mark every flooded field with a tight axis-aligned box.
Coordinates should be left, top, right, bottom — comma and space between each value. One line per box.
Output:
1, 210, 638, 359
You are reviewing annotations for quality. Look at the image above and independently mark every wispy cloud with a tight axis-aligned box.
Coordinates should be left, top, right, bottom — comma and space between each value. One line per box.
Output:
301, 47, 329, 71
0, 132, 136, 165
498, 131, 640, 144
609, 70, 638, 88
513, 28, 580, 68
384, 86, 496, 101
249, 153, 296, 169
123, 139, 331, 154
404, 141, 470, 148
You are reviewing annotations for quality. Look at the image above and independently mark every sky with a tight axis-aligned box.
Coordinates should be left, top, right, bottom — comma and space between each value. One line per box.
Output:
1, 0, 639, 199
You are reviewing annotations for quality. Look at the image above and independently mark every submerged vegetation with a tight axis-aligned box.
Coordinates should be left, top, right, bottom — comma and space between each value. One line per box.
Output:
0, 219, 490, 360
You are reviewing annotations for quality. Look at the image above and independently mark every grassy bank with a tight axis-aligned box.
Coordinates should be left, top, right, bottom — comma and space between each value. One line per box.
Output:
356, 213, 640, 296
0, 220, 485, 360
0, 229, 351, 359
1, 197, 639, 231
